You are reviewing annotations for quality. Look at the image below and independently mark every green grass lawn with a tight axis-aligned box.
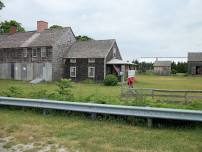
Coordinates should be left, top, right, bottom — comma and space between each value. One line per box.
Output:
0, 75, 202, 109
0, 108, 202, 152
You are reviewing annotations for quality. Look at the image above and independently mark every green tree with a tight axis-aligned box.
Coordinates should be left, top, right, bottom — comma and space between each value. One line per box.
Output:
0, 20, 25, 33
76, 35, 93, 41
50, 25, 63, 29
0, 1, 4, 10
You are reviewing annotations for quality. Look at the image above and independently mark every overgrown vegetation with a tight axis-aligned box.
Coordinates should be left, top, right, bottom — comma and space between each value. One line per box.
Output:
0, 75, 202, 110
103, 74, 118, 86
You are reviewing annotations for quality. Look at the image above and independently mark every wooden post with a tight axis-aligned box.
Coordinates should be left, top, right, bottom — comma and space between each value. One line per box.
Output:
43, 109, 48, 115
185, 92, 188, 104
147, 118, 153, 128
91, 113, 96, 119
151, 90, 154, 99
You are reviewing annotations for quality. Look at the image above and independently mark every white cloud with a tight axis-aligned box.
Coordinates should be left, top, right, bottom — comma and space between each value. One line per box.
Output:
1, 0, 202, 61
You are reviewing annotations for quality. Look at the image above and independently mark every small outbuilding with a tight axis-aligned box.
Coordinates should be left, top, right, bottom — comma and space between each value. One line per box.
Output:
188, 52, 202, 75
153, 60, 171, 75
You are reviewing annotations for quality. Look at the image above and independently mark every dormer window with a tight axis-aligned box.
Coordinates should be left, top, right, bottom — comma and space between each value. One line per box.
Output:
70, 58, 76, 63
88, 58, 95, 63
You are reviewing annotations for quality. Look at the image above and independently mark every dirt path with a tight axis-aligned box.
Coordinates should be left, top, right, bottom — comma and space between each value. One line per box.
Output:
0, 137, 70, 152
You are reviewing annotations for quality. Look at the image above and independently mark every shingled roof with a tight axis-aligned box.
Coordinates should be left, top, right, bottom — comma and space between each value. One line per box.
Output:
64, 39, 115, 58
153, 61, 172, 67
0, 27, 72, 49
188, 52, 202, 61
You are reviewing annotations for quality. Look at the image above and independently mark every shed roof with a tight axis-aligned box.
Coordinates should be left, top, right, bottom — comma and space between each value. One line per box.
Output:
0, 27, 72, 49
153, 61, 172, 67
64, 39, 115, 58
188, 52, 202, 62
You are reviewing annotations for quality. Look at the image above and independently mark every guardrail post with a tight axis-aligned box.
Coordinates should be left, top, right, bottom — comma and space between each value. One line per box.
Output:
151, 90, 154, 99
147, 118, 153, 128
91, 113, 97, 119
43, 109, 48, 115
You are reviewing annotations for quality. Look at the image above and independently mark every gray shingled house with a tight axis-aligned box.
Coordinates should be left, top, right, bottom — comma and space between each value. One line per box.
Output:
188, 52, 202, 75
63, 39, 131, 81
0, 21, 130, 81
153, 60, 171, 75
0, 21, 76, 81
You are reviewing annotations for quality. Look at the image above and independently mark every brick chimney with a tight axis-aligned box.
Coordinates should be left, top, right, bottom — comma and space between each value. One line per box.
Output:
9, 25, 17, 34
37, 21, 48, 32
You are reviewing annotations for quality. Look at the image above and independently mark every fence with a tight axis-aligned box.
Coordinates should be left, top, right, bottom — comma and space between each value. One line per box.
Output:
121, 88, 202, 103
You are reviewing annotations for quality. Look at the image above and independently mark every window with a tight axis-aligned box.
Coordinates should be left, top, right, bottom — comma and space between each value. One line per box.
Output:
70, 58, 76, 63
32, 48, 37, 57
88, 67, 95, 78
70, 66, 76, 77
23, 48, 27, 58
88, 58, 95, 63
41, 47, 46, 57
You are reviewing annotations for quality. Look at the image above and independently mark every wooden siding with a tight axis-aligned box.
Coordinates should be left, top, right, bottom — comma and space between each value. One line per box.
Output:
0, 47, 52, 63
188, 61, 202, 75
65, 58, 104, 81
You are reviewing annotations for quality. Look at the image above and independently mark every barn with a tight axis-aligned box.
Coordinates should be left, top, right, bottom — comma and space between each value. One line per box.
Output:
188, 52, 202, 75
153, 60, 171, 75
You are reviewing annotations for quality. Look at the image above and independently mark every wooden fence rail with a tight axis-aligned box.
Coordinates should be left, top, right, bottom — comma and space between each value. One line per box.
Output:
121, 88, 202, 103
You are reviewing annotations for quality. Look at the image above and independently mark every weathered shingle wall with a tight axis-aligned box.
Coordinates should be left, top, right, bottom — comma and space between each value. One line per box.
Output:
52, 28, 76, 80
65, 58, 104, 81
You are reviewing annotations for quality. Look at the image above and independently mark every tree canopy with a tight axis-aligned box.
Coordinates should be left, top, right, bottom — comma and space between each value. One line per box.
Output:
0, 1, 4, 10
50, 25, 63, 29
76, 35, 93, 41
0, 20, 25, 33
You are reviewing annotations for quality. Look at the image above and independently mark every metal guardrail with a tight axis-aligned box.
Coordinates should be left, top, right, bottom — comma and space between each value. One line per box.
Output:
0, 96, 202, 127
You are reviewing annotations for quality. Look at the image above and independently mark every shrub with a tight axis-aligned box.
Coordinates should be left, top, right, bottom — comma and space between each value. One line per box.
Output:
103, 74, 118, 86
56, 79, 73, 100
30, 89, 49, 99
2, 86, 23, 97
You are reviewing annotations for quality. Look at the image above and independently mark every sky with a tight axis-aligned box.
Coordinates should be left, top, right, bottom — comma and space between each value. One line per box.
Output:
1, 0, 202, 62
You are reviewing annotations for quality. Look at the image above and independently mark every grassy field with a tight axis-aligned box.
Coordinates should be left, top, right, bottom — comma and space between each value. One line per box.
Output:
0, 108, 202, 152
0, 75, 202, 109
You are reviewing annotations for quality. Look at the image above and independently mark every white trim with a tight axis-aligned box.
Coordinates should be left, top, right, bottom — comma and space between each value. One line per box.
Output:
88, 66, 95, 78
41, 47, 46, 58
70, 58, 76, 63
70, 66, 76, 77
88, 58, 95, 63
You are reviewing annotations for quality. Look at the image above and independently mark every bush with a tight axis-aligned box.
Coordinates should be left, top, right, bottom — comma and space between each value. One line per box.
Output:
103, 74, 118, 86
2, 86, 23, 97
55, 79, 73, 100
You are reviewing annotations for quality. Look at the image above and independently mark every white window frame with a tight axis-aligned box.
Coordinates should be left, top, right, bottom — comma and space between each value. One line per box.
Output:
23, 48, 27, 58
70, 58, 76, 63
41, 47, 46, 58
88, 66, 95, 78
32, 48, 37, 57
70, 66, 76, 77
88, 58, 95, 63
